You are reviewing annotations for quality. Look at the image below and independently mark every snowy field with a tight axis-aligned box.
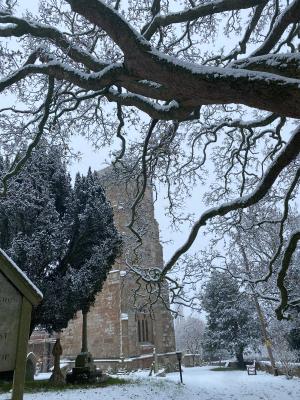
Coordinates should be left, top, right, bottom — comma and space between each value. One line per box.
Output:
0, 366, 299, 400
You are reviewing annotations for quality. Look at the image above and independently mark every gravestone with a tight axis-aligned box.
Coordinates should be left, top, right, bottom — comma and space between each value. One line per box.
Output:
25, 353, 36, 381
49, 338, 65, 384
0, 249, 43, 400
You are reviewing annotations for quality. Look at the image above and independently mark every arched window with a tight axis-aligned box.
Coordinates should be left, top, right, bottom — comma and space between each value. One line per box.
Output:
136, 312, 153, 343
138, 320, 142, 342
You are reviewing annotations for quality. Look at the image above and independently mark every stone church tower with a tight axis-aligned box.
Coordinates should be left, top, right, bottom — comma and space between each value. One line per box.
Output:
60, 168, 176, 370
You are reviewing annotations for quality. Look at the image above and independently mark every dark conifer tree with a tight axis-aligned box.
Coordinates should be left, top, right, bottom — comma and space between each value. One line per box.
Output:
0, 146, 121, 332
202, 271, 260, 368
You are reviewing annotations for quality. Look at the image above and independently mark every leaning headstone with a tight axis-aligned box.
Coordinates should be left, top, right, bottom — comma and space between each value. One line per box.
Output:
155, 368, 166, 377
25, 354, 36, 381
0, 249, 43, 400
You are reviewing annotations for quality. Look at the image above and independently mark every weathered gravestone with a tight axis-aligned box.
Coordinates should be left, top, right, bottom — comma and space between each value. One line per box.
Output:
0, 249, 42, 400
25, 353, 37, 382
49, 338, 65, 384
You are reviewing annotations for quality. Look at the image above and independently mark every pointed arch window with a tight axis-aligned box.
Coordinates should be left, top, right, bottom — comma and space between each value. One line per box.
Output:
136, 312, 153, 343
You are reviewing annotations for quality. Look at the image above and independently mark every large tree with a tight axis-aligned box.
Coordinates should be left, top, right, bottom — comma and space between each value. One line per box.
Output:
0, 145, 121, 332
0, 0, 299, 317
202, 271, 261, 368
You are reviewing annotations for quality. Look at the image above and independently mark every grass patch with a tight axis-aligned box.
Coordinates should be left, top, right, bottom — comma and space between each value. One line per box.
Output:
0, 376, 129, 394
210, 367, 244, 372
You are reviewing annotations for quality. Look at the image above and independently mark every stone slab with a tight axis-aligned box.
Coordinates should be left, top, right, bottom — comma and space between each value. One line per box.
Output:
0, 271, 22, 372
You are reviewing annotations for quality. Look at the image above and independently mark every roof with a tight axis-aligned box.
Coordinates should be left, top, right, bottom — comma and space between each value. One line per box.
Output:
0, 249, 43, 306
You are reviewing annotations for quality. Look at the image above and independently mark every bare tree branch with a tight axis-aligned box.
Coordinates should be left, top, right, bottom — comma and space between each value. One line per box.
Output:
162, 126, 300, 277
251, 0, 300, 57
0, 76, 55, 195
142, 0, 267, 40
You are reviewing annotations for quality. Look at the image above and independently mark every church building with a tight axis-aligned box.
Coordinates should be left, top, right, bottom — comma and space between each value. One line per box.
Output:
58, 168, 176, 371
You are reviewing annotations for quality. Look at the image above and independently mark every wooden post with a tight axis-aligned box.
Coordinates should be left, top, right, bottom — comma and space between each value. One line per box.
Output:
176, 352, 183, 384
153, 347, 158, 373
178, 359, 183, 384
12, 298, 32, 400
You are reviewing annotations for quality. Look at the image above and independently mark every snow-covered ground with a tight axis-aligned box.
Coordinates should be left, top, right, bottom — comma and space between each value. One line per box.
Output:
0, 366, 299, 400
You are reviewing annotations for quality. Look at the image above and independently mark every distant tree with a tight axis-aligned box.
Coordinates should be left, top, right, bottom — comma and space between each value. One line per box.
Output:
196, 207, 300, 374
175, 316, 205, 365
288, 322, 300, 353
202, 271, 260, 368
269, 319, 299, 378
0, 145, 122, 332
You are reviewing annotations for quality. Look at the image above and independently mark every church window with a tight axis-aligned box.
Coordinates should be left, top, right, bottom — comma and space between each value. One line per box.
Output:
138, 320, 142, 342
136, 312, 153, 343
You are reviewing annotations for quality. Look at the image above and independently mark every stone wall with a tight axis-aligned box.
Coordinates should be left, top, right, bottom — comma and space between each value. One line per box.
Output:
56, 351, 178, 373
61, 270, 122, 359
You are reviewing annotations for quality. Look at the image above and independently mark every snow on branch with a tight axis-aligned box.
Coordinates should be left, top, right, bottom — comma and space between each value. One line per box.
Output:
231, 53, 300, 80
142, 0, 266, 40
0, 2, 299, 118
276, 230, 300, 319
0, 76, 55, 196
0, 61, 125, 93
66, 0, 152, 55
0, 14, 109, 71
106, 89, 189, 120
251, 0, 300, 57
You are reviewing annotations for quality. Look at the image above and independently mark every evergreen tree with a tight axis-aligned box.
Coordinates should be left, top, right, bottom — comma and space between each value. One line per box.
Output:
288, 325, 300, 353
202, 271, 260, 368
0, 146, 121, 332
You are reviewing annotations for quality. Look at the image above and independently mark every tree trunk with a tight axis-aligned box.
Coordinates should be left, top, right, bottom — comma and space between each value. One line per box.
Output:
252, 296, 278, 376
239, 242, 278, 376
81, 310, 88, 353
235, 348, 245, 369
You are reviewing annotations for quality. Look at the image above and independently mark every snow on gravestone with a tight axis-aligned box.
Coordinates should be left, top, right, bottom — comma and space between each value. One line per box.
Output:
0, 272, 22, 372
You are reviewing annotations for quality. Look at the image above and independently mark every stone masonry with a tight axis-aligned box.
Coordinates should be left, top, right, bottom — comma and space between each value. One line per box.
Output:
60, 168, 176, 371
